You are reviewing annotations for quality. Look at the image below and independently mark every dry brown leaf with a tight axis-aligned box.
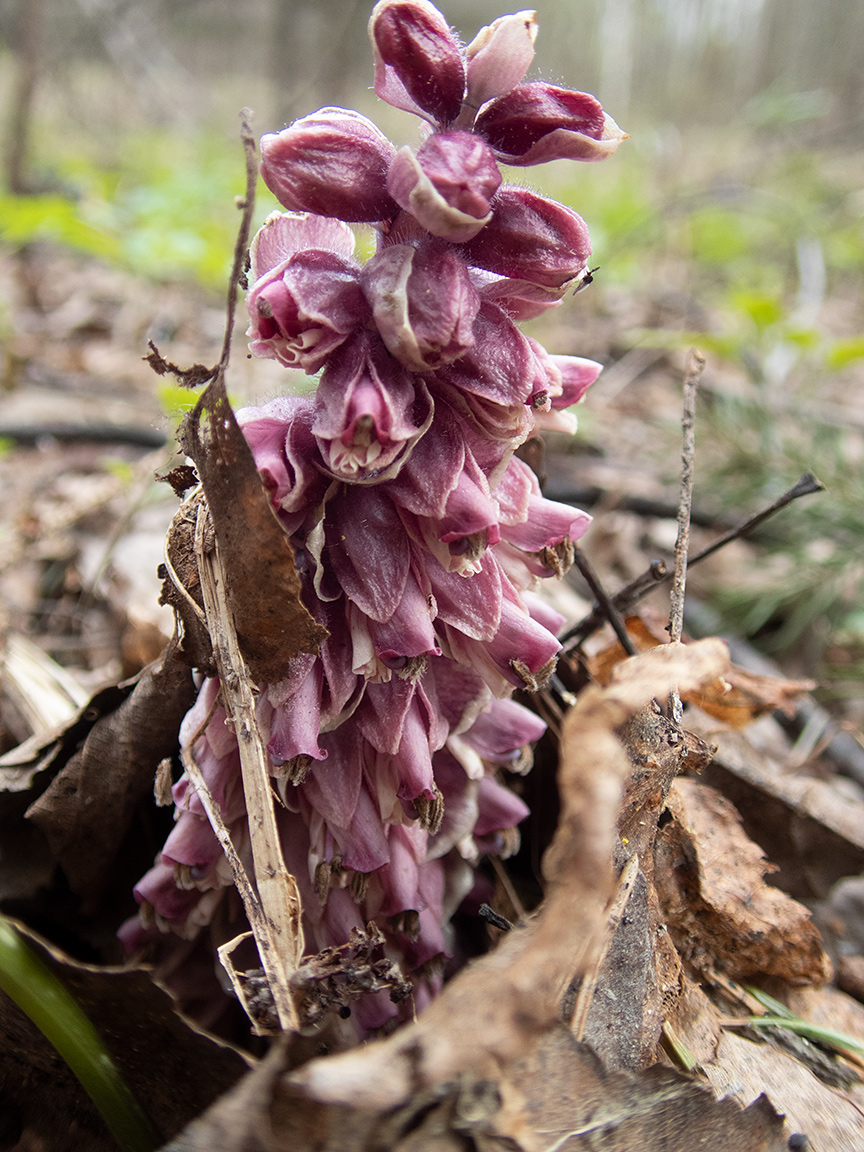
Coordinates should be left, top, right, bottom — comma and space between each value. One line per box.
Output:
655, 778, 832, 984
25, 641, 197, 903
700, 727, 864, 900
178, 376, 327, 682
589, 614, 814, 727
163, 1026, 787, 1152
703, 1031, 864, 1151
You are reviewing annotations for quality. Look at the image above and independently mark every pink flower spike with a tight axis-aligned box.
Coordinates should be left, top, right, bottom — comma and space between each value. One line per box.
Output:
464, 11, 538, 113
460, 187, 591, 288
387, 131, 501, 242
260, 109, 399, 222
361, 241, 479, 370
369, 0, 466, 127
476, 83, 627, 166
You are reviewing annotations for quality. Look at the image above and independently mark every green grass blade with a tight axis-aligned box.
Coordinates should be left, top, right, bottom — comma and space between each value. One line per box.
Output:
0, 914, 160, 1152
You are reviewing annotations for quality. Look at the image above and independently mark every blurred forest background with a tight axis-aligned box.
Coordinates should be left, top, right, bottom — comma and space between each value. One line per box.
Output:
1, 0, 864, 714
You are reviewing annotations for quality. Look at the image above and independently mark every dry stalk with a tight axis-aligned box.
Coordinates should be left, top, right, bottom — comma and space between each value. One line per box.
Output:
193, 502, 305, 1033
668, 348, 705, 721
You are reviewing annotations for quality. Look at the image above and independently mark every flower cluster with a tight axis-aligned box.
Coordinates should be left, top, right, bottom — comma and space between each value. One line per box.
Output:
122, 1, 623, 1033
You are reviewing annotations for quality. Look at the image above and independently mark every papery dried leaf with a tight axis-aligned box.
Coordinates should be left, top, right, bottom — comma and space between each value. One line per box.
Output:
159, 491, 216, 674
579, 863, 682, 1072
589, 614, 814, 726
0, 919, 248, 1150
499, 1027, 787, 1152
164, 1026, 786, 1152
179, 375, 327, 682
704, 1032, 863, 1150
655, 778, 831, 984
25, 643, 197, 902
700, 727, 864, 900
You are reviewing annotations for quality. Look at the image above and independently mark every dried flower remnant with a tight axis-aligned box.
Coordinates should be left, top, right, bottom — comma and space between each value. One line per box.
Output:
124, 0, 624, 1034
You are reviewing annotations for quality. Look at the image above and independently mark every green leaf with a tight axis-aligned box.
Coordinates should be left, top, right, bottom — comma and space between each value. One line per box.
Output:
0, 914, 160, 1152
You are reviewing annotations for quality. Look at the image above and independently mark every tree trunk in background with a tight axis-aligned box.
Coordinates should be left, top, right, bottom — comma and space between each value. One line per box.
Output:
269, 0, 368, 128
5, 0, 45, 193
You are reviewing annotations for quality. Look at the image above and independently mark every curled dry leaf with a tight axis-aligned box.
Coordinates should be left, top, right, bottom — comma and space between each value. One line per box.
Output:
703, 1031, 864, 1151
163, 1024, 787, 1152
589, 614, 814, 728
24, 642, 197, 903
179, 375, 327, 683
701, 727, 864, 900
655, 778, 832, 984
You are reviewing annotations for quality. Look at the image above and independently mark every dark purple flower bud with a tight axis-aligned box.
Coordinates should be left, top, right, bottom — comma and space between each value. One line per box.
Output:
387, 131, 501, 241
369, 0, 465, 127
260, 109, 399, 222
313, 332, 433, 482
361, 241, 480, 370
247, 241, 368, 375
475, 83, 627, 165
463, 11, 537, 114
459, 186, 591, 288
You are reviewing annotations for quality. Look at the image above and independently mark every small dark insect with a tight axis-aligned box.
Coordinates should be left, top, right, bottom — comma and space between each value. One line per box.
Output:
573, 266, 600, 294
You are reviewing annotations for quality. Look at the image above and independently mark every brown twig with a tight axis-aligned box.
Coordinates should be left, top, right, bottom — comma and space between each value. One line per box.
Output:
668, 349, 704, 719
571, 546, 638, 656
562, 474, 824, 654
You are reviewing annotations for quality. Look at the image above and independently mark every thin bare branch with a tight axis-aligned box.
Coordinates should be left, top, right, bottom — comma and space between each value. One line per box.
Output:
571, 546, 638, 656
668, 349, 704, 719
563, 473, 824, 655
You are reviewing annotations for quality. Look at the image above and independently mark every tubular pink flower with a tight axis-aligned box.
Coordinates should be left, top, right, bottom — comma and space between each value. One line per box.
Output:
261, 109, 399, 222
475, 82, 627, 165
369, 0, 465, 127
464, 11, 537, 112
386, 131, 501, 241
247, 248, 367, 374
312, 331, 433, 481
361, 240, 480, 370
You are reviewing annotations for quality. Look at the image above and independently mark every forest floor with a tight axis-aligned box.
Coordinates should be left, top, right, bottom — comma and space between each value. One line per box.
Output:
2, 217, 864, 1151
